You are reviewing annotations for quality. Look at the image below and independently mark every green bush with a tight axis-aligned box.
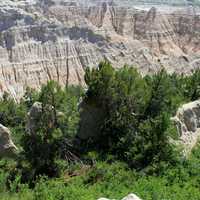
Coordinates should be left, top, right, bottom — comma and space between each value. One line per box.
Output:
82, 62, 186, 171
6, 82, 82, 186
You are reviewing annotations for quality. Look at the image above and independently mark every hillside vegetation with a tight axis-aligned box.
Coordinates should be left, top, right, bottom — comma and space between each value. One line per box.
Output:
1, 62, 200, 199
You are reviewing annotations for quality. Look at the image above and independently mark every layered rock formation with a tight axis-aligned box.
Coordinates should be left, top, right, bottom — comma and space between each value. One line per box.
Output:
0, 0, 199, 99
0, 124, 18, 157
172, 100, 200, 154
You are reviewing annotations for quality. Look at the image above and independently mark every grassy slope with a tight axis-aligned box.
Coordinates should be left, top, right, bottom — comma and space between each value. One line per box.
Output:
1, 143, 200, 200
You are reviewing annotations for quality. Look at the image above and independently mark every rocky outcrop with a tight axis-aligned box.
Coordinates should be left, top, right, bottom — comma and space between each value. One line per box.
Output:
0, 1, 199, 99
98, 193, 142, 200
26, 102, 42, 135
26, 101, 65, 134
122, 194, 142, 200
98, 198, 111, 200
172, 100, 200, 154
0, 124, 18, 157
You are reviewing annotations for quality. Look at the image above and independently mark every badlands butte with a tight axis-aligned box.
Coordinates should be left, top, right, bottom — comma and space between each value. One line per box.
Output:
0, 0, 200, 99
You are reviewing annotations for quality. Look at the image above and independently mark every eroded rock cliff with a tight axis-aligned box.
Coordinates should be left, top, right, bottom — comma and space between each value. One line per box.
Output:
0, 0, 199, 99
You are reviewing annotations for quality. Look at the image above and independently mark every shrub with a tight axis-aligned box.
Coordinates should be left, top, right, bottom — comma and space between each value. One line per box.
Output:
82, 62, 181, 171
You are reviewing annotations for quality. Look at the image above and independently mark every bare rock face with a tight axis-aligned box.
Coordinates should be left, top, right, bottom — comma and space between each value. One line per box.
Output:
0, 124, 18, 157
0, 1, 199, 99
172, 100, 200, 154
